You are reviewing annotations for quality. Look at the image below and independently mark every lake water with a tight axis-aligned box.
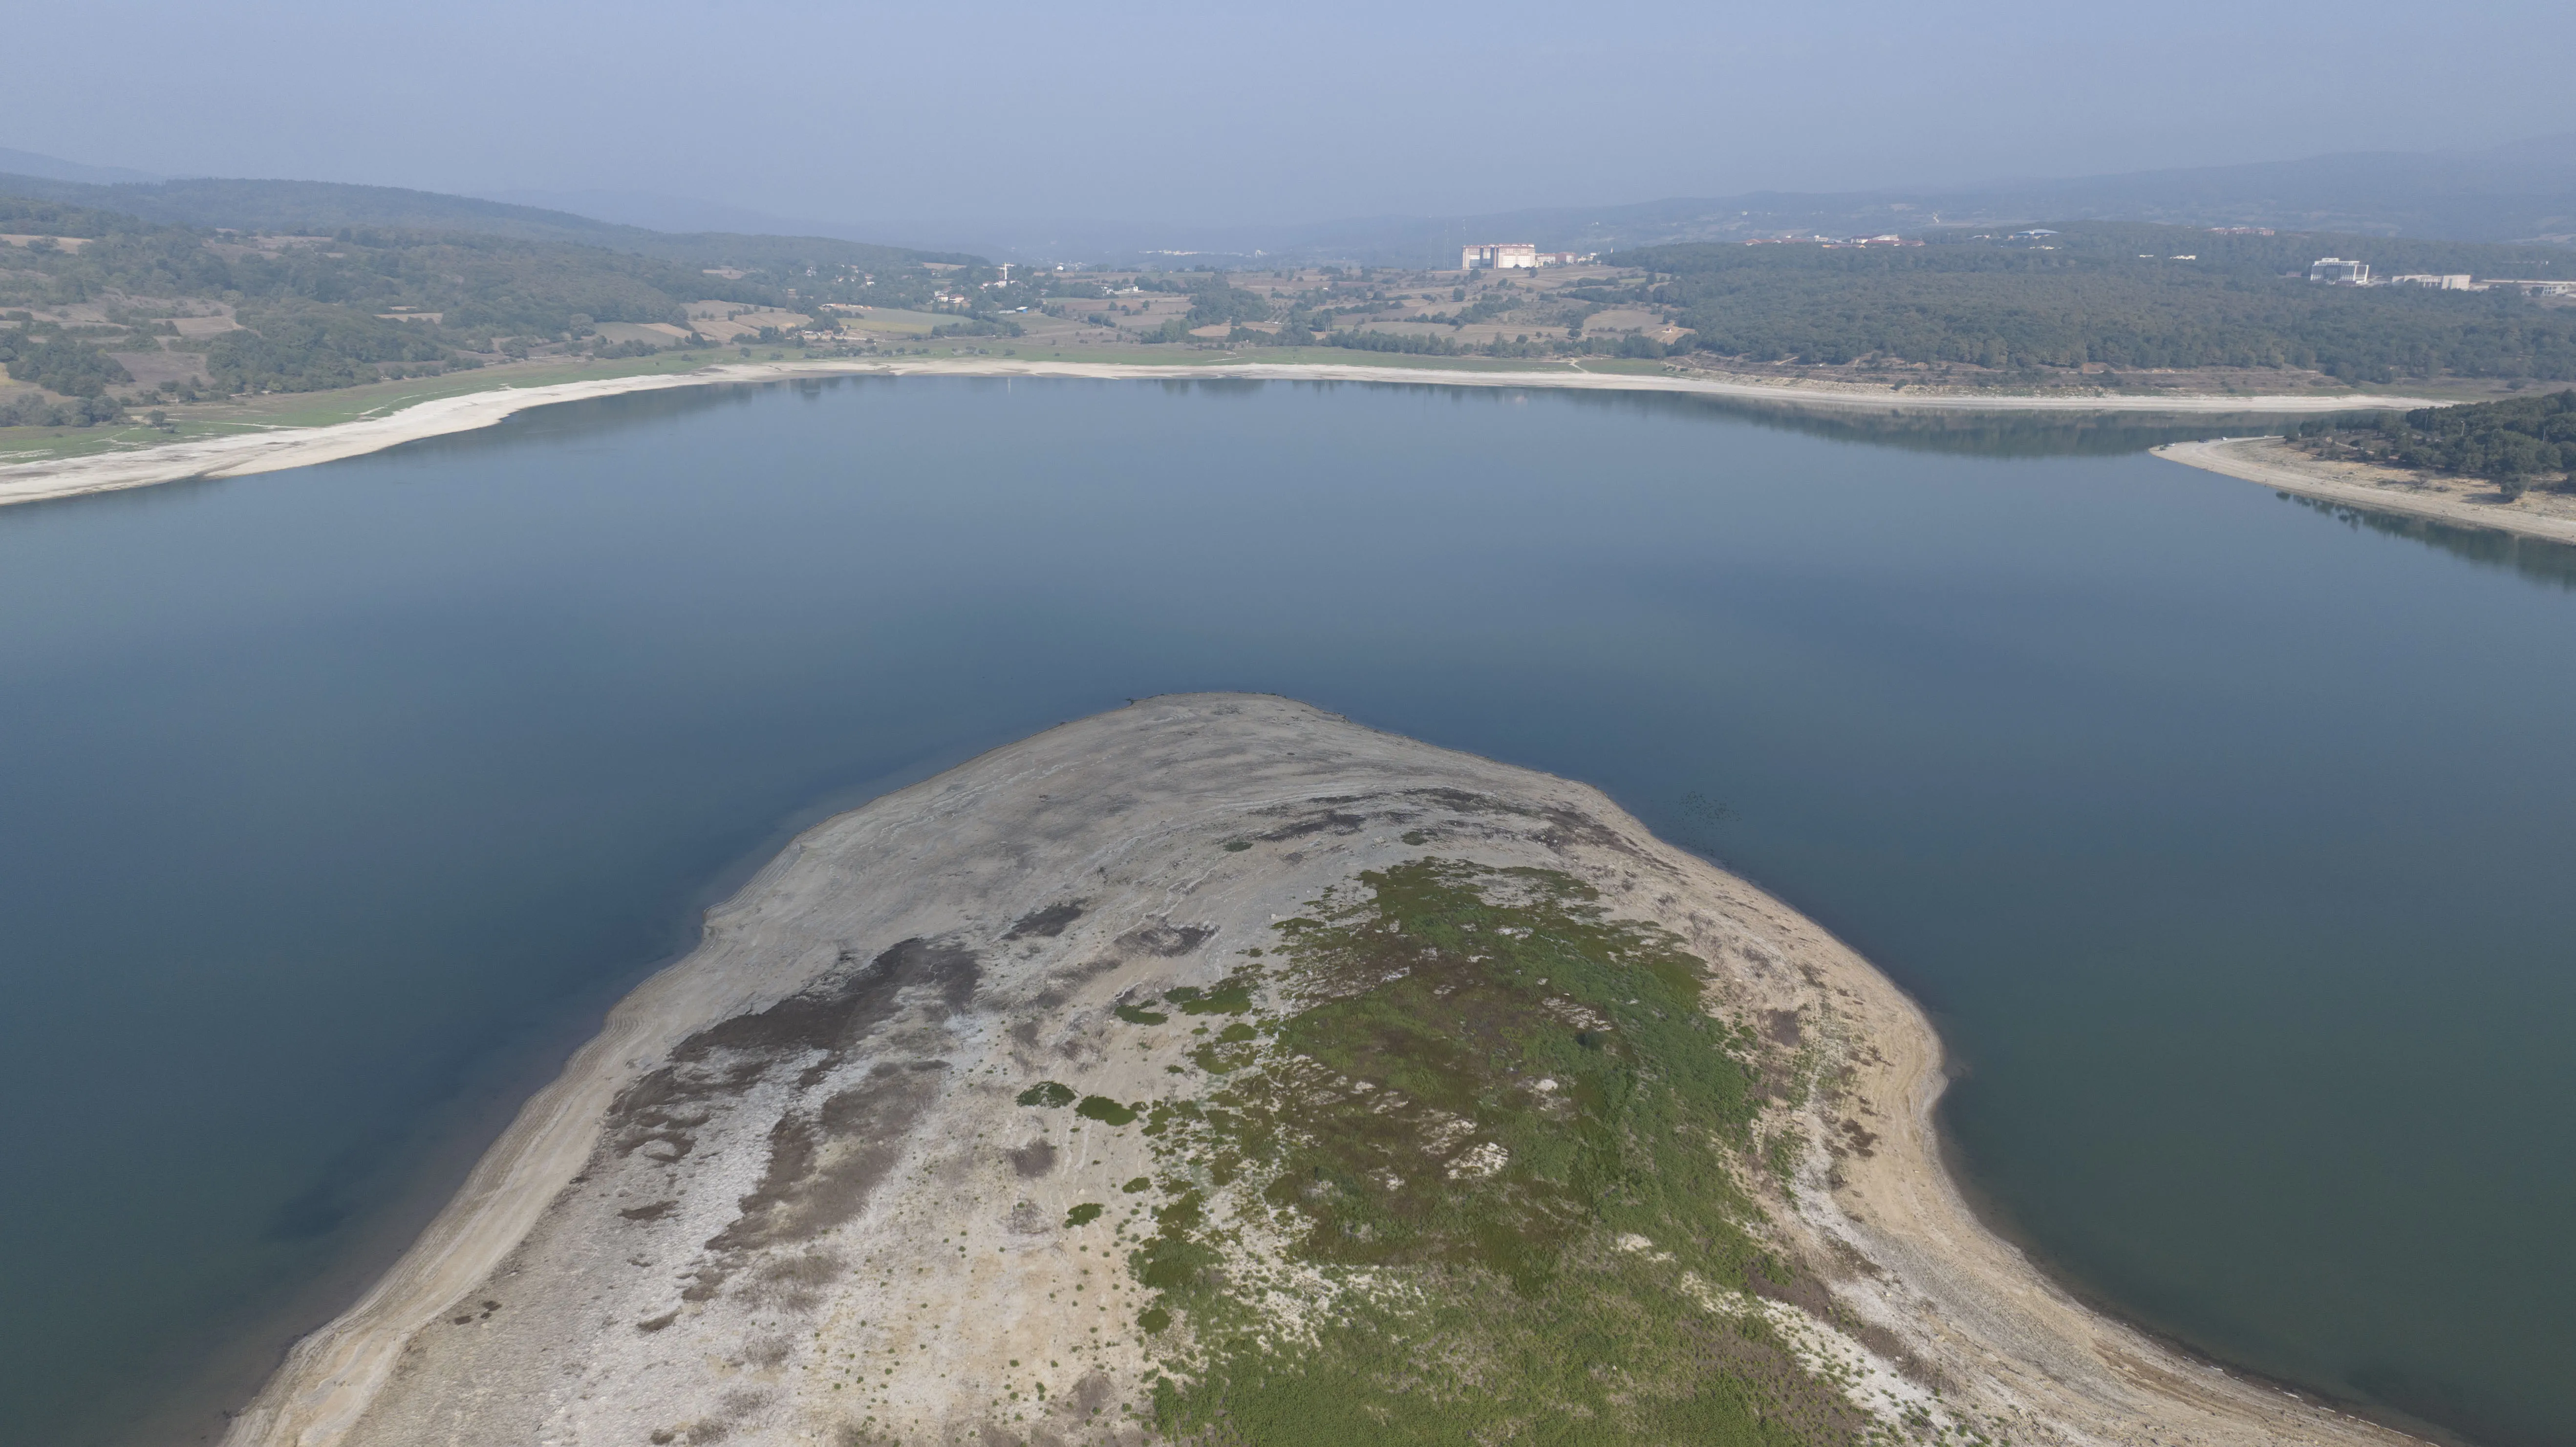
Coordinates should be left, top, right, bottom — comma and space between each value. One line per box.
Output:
3, 378, 2572, 1447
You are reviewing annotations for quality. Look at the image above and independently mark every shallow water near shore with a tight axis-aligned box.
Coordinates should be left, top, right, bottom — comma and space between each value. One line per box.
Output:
2, 378, 2572, 1447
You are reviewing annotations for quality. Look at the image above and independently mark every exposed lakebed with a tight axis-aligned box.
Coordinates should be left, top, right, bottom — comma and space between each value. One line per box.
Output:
2, 378, 2572, 1447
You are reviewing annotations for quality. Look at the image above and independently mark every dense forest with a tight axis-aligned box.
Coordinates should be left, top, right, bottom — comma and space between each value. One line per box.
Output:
2289, 390, 2576, 495
1615, 223, 2576, 383
0, 325, 130, 426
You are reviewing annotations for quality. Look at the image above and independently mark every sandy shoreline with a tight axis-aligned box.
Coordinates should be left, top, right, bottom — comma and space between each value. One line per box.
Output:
2157, 436, 2576, 546
2, 358, 2445, 511
221, 695, 2416, 1447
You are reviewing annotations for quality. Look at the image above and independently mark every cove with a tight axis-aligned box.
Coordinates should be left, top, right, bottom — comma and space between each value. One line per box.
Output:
0, 377, 2570, 1447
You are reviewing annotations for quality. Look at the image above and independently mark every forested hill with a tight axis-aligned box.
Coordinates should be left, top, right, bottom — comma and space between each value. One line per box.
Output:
0, 172, 972, 274
1614, 222, 2576, 383
1, 189, 980, 422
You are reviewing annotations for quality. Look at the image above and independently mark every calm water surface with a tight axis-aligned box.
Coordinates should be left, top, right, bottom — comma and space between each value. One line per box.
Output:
3, 379, 2572, 1447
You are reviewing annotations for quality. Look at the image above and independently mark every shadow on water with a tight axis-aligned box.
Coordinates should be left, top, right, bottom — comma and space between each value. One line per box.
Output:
1573, 389, 2321, 457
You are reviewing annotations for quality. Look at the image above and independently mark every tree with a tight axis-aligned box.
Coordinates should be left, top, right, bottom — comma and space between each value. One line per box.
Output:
0, 331, 133, 397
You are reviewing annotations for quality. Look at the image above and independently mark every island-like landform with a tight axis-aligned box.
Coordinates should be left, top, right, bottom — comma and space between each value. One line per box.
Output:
224, 695, 2413, 1447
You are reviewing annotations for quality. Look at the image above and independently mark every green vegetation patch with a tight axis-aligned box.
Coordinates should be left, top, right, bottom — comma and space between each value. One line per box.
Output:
1117, 858, 1875, 1445
1065, 1202, 1105, 1227
1623, 221, 2576, 383
1015, 1081, 1075, 1108
1113, 1003, 1169, 1026
2291, 389, 2576, 495
1166, 979, 1256, 1016
1074, 1095, 1138, 1126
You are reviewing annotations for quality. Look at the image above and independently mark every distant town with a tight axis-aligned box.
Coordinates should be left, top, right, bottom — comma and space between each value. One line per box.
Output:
1458, 243, 1595, 269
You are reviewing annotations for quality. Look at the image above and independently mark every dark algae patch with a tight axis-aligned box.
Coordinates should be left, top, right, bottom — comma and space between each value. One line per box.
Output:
1122, 858, 1890, 1445
1003, 901, 1084, 939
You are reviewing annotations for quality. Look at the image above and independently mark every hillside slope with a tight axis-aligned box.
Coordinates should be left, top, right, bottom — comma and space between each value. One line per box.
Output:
0, 171, 972, 273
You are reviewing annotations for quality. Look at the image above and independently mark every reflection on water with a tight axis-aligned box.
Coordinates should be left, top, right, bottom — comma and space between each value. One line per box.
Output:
1572, 388, 2323, 458
2, 377, 2571, 1447
2275, 492, 2576, 590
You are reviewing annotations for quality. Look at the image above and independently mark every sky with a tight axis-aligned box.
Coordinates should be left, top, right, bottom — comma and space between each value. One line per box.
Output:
6, 0, 2573, 231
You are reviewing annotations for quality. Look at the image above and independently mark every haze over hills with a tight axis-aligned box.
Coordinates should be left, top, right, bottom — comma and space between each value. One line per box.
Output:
988, 132, 2576, 268
480, 135, 2576, 267
0, 148, 165, 187
0, 163, 968, 273
8, 133, 2574, 271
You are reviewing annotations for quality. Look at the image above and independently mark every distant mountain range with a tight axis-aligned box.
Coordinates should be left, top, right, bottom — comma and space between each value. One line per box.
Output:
492, 133, 2576, 268
7, 132, 2573, 270
1039, 132, 2576, 268
0, 164, 967, 272
0, 147, 165, 187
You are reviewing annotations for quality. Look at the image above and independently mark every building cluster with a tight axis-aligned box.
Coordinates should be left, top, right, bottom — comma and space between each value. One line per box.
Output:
2309, 257, 2575, 295
1459, 243, 1593, 270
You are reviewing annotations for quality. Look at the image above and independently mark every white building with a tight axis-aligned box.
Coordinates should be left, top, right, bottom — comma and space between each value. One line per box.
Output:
1461, 242, 1540, 270
2309, 257, 2371, 285
2389, 274, 2475, 290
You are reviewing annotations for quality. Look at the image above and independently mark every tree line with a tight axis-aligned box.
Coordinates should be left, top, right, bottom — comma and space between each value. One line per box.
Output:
2290, 390, 2576, 496
1613, 223, 2576, 383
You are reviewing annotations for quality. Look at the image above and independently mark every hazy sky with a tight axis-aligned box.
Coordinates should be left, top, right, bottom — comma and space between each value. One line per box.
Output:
6, 0, 2571, 228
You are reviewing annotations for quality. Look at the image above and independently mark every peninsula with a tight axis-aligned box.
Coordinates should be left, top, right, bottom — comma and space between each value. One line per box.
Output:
224, 695, 2415, 1447
2158, 437, 2576, 547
